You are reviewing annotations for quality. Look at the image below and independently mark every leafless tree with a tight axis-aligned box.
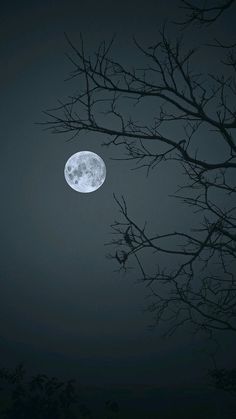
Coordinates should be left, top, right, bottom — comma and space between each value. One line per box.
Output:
43, 1, 236, 339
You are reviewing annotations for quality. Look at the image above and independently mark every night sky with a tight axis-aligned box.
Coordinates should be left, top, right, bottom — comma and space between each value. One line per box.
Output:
1, 0, 236, 416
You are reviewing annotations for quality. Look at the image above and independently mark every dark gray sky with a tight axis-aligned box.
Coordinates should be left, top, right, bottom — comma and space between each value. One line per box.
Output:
0, 0, 235, 392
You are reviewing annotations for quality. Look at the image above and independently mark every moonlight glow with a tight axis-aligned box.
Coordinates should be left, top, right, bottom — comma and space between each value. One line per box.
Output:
64, 151, 106, 193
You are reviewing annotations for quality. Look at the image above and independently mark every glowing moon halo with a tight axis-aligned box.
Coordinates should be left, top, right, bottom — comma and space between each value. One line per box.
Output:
64, 151, 106, 193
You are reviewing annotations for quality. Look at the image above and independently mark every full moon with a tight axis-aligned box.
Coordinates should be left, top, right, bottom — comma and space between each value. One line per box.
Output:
64, 151, 106, 193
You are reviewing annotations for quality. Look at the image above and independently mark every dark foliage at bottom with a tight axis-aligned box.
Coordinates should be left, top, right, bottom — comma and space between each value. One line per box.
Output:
0, 364, 119, 419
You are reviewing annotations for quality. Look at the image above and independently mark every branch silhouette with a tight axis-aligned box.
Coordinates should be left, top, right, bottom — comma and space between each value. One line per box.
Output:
176, 0, 236, 26
43, 3, 236, 338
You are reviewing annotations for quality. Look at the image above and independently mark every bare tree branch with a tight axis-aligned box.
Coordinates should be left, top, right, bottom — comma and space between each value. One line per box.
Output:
176, 0, 235, 26
43, 8, 236, 338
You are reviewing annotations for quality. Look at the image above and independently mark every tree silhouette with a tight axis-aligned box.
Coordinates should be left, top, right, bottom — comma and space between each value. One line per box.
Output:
208, 367, 236, 394
0, 365, 123, 418
43, 2, 236, 338
0, 365, 91, 419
